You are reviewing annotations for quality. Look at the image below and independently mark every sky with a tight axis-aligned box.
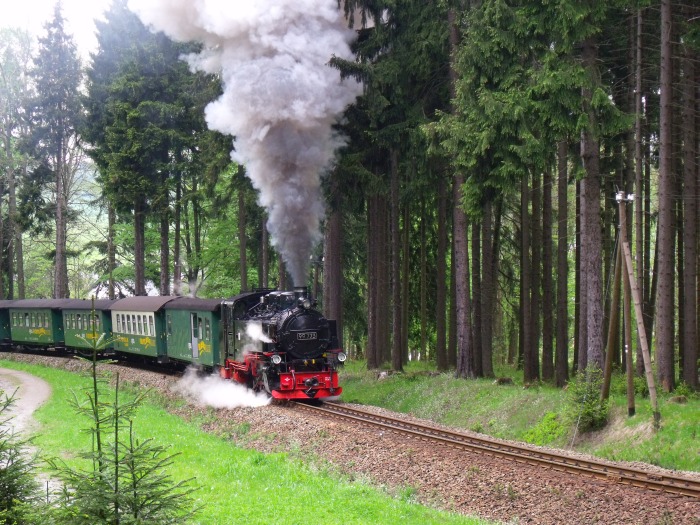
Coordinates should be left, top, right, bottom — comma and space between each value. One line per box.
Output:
1, 0, 112, 58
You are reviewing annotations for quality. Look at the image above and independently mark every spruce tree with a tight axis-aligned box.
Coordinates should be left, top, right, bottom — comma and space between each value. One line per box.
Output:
0, 389, 43, 525
48, 309, 196, 524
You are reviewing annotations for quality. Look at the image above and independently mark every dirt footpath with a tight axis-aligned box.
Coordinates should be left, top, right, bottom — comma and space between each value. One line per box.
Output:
0, 368, 52, 436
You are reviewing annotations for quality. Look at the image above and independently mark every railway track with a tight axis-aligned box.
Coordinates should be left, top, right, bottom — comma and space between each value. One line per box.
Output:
293, 401, 700, 500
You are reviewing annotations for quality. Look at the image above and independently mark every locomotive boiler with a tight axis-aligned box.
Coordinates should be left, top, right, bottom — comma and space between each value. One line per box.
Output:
220, 287, 346, 400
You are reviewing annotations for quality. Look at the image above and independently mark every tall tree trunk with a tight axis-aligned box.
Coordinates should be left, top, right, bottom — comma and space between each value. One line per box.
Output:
542, 163, 554, 382
681, 17, 698, 390
436, 172, 449, 370
108, 202, 116, 300
576, 179, 587, 373
159, 172, 170, 296
323, 193, 344, 349
580, 36, 605, 371
173, 172, 182, 296
481, 200, 495, 378
6, 145, 24, 298
634, 7, 645, 376
238, 188, 248, 291
420, 197, 427, 361
402, 203, 410, 362
366, 195, 379, 368
54, 151, 69, 298
656, 0, 675, 391
530, 169, 542, 381
449, 6, 472, 376
454, 172, 474, 379
261, 214, 269, 289
160, 214, 170, 296
390, 149, 403, 372
472, 219, 483, 377
521, 172, 535, 382
555, 141, 570, 387
134, 194, 147, 296
278, 259, 287, 291
449, 208, 457, 368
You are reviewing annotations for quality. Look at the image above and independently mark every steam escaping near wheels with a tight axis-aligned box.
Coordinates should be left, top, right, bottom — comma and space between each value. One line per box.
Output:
175, 367, 271, 409
128, 0, 362, 285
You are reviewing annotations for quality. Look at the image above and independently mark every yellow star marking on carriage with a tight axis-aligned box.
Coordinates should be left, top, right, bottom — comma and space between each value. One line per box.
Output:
30, 328, 49, 337
197, 340, 211, 355
139, 337, 155, 349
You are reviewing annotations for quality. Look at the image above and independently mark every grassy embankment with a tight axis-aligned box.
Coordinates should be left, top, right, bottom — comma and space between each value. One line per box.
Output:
0, 358, 489, 525
339, 360, 700, 473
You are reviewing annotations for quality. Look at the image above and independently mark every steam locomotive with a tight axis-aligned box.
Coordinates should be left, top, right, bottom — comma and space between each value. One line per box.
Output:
0, 287, 346, 401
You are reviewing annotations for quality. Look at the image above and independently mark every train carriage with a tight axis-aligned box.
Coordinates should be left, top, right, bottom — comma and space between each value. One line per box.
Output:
61, 299, 117, 352
109, 296, 176, 361
0, 300, 14, 346
163, 297, 223, 368
8, 299, 67, 348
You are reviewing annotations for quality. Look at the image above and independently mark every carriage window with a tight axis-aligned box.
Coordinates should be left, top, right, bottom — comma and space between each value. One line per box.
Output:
148, 315, 155, 336
11, 313, 15, 326
205, 319, 211, 340
77, 314, 83, 330
95, 315, 101, 331
137, 315, 143, 335
30, 313, 36, 327
191, 314, 199, 338
44, 313, 49, 328
126, 315, 132, 334
24, 313, 29, 327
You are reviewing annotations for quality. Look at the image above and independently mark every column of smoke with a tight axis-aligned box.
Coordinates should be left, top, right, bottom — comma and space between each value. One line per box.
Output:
129, 0, 362, 285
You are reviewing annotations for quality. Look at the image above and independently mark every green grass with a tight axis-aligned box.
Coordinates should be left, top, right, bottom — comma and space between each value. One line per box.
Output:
0, 359, 488, 525
340, 360, 700, 473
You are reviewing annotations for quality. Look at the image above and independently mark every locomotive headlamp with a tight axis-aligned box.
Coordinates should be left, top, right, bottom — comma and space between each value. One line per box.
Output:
337, 352, 347, 362
271, 354, 282, 365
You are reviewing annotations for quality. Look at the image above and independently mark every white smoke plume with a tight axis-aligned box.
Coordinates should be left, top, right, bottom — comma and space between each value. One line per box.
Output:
246, 322, 272, 343
128, 0, 362, 285
174, 367, 271, 409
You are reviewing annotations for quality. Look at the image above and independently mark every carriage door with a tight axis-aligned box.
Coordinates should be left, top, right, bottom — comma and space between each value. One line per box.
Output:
190, 313, 201, 359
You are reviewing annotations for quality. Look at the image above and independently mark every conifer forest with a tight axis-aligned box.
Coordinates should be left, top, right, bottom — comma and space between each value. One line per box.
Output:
0, 0, 699, 392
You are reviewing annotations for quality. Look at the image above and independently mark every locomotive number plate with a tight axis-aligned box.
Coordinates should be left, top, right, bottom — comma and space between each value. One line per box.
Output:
297, 331, 317, 340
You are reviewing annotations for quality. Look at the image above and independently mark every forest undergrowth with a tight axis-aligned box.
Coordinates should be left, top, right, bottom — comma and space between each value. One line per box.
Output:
339, 360, 700, 473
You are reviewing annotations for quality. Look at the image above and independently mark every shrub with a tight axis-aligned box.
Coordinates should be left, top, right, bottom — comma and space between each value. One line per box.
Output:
566, 367, 609, 432
522, 412, 567, 445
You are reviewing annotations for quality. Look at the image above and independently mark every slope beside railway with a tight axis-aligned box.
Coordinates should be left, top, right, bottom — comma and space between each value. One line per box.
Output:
1, 353, 699, 524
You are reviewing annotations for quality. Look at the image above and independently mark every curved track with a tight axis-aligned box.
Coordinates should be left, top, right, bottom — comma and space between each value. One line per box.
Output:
293, 401, 700, 500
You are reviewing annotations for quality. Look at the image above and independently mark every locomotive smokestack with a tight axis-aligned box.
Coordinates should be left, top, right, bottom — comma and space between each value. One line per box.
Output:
128, 0, 362, 286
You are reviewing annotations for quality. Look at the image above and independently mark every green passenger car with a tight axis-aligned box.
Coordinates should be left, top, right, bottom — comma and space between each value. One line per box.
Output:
109, 296, 177, 360
0, 300, 14, 346
8, 299, 66, 347
62, 299, 116, 351
163, 297, 223, 368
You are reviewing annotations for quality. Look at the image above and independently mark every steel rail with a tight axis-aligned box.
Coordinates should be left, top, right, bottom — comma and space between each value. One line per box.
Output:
293, 401, 700, 500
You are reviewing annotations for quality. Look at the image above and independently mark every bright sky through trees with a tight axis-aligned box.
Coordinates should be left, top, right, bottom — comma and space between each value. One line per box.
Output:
1, 0, 111, 57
